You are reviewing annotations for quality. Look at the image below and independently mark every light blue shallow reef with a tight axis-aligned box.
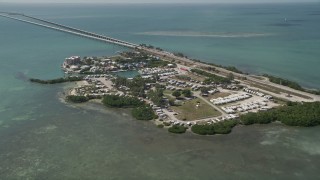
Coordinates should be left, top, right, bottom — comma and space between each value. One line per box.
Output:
0, 3, 319, 179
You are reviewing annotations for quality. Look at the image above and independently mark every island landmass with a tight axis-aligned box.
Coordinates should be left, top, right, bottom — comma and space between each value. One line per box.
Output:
30, 46, 320, 135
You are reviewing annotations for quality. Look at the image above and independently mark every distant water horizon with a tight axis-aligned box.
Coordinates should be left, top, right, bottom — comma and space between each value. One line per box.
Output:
0, 3, 320, 179
1, 2, 320, 89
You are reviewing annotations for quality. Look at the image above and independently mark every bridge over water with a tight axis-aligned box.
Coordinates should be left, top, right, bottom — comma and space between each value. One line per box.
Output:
2, 13, 319, 102
0, 12, 139, 48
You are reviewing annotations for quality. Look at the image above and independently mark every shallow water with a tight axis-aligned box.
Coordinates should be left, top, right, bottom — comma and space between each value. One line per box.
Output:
1, 99, 320, 179
0, 3, 320, 179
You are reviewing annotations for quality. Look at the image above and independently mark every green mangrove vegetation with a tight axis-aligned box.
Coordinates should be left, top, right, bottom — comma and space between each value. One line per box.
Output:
263, 74, 304, 91
191, 120, 238, 135
120, 51, 172, 68
173, 52, 188, 58
240, 102, 320, 127
191, 59, 244, 74
132, 105, 157, 121
168, 125, 188, 134
190, 102, 320, 136
30, 76, 83, 84
263, 74, 320, 95
102, 95, 156, 121
66, 95, 90, 103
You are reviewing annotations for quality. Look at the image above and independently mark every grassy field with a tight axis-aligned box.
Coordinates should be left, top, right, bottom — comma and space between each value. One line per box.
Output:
172, 98, 221, 121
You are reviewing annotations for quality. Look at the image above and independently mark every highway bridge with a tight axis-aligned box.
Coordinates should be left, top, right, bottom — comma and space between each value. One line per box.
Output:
0, 12, 138, 48
1, 12, 319, 102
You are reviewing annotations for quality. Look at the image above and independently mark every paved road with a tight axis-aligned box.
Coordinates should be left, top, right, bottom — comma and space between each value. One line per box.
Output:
142, 48, 320, 102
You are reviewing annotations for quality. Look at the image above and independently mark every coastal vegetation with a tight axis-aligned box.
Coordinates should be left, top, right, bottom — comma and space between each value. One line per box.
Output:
193, 59, 244, 74
139, 43, 163, 51
120, 51, 174, 68
224, 66, 244, 74
240, 102, 320, 127
58, 51, 320, 136
190, 102, 320, 136
191, 120, 238, 135
80, 71, 103, 75
263, 74, 320, 95
189, 55, 320, 95
173, 52, 188, 58
140, 43, 242, 74
66, 95, 89, 103
102, 95, 144, 108
190, 69, 231, 84
132, 105, 157, 120
139, 43, 318, 96
30, 76, 83, 84
102, 95, 156, 120
168, 125, 187, 134
263, 74, 304, 91
157, 124, 164, 128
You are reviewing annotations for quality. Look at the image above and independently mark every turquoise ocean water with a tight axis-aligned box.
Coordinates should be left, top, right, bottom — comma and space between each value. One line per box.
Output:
0, 3, 320, 179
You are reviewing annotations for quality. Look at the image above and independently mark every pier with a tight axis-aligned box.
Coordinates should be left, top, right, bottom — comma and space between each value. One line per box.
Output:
0, 12, 138, 48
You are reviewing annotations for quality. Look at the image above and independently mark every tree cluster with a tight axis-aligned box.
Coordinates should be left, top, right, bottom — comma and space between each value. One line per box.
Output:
263, 74, 320, 95
172, 90, 181, 98
66, 95, 89, 103
112, 76, 156, 97
132, 105, 157, 121
30, 76, 83, 84
173, 52, 187, 58
200, 87, 212, 94
182, 89, 192, 97
168, 125, 187, 134
198, 62, 244, 74
263, 74, 304, 91
191, 120, 238, 135
240, 102, 320, 127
